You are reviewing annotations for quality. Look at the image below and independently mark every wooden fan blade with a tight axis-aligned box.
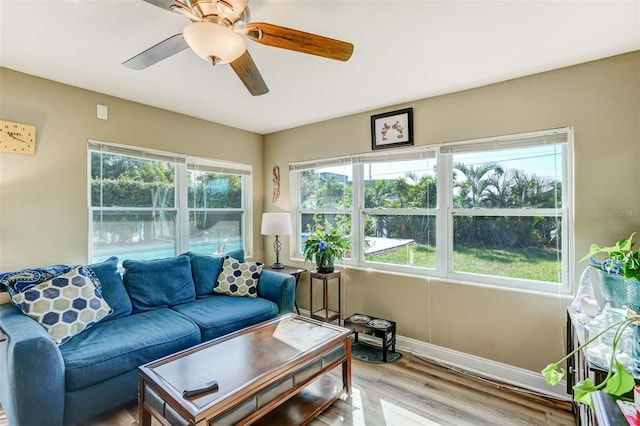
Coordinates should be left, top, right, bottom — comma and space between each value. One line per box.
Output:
122, 34, 189, 70
229, 50, 269, 96
245, 22, 353, 61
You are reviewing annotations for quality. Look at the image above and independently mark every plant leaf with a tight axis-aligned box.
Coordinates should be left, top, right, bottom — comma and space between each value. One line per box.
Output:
541, 363, 565, 386
580, 244, 603, 262
573, 378, 598, 409
603, 359, 635, 396
619, 232, 636, 252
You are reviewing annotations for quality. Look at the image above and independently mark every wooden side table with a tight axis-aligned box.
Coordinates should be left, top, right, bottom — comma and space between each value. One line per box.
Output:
310, 270, 341, 324
264, 265, 306, 314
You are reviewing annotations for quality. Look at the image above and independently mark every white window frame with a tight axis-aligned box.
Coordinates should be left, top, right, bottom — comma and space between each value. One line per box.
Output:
87, 140, 253, 262
289, 128, 574, 294
354, 149, 438, 276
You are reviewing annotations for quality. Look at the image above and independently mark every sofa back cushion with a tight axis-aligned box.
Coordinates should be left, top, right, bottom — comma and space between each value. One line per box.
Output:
182, 250, 245, 298
122, 256, 196, 313
87, 257, 132, 320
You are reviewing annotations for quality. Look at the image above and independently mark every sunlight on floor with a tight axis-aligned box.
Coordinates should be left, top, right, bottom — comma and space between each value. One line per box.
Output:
348, 388, 367, 426
342, 386, 445, 426
381, 399, 444, 426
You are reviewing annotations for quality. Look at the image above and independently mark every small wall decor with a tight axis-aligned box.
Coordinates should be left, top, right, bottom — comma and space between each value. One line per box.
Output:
370, 107, 413, 151
272, 165, 281, 203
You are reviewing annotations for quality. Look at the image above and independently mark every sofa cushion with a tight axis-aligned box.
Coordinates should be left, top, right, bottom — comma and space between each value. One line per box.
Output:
87, 256, 132, 320
183, 250, 245, 298
11, 267, 112, 345
214, 256, 263, 298
182, 252, 223, 298
123, 256, 196, 313
171, 295, 278, 341
60, 308, 201, 391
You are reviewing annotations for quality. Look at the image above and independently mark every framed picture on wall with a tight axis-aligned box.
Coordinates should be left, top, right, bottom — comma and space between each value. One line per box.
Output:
370, 107, 413, 150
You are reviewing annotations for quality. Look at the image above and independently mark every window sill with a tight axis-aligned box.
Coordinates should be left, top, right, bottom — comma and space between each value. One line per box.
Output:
291, 256, 573, 299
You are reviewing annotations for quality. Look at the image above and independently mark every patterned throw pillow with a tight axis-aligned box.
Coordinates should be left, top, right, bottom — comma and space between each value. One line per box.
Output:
11, 266, 112, 345
214, 256, 263, 298
0, 264, 88, 297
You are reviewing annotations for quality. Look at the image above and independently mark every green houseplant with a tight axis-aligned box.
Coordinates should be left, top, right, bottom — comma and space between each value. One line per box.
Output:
302, 227, 349, 273
542, 232, 640, 407
584, 232, 640, 281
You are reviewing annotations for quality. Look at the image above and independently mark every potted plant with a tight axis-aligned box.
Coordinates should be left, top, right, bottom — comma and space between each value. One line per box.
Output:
584, 232, 640, 310
542, 232, 640, 407
585, 232, 640, 281
302, 227, 349, 273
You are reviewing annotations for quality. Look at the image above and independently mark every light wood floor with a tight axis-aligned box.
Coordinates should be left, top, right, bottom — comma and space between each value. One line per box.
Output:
0, 352, 574, 426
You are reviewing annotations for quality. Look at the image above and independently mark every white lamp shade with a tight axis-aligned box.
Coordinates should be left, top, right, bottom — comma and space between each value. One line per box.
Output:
183, 22, 246, 64
261, 213, 292, 236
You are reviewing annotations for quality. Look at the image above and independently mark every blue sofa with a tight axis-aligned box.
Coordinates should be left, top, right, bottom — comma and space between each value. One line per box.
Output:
0, 250, 295, 426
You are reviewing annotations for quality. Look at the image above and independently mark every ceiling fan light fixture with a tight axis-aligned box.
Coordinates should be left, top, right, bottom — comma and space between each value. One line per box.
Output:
183, 21, 246, 64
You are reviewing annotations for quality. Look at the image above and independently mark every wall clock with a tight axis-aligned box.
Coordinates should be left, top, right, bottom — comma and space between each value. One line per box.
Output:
0, 120, 36, 155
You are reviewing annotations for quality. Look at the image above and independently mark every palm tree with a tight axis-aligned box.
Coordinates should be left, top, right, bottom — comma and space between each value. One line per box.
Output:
484, 168, 518, 208
453, 162, 504, 207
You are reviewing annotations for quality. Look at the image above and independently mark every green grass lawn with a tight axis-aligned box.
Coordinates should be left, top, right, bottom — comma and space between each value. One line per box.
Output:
365, 244, 561, 283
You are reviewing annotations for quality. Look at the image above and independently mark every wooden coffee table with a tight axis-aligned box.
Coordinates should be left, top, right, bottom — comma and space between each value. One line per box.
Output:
138, 314, 352, 426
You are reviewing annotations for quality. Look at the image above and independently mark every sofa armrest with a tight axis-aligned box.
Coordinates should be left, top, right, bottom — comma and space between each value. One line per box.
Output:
0, 304, 65, 426
258, 270, 296, 314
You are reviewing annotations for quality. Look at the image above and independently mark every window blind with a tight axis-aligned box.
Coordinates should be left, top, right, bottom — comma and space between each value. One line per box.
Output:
439, 128, 569, 154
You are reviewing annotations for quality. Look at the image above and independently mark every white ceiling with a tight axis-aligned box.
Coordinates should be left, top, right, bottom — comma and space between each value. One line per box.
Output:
1, 1, 639, 135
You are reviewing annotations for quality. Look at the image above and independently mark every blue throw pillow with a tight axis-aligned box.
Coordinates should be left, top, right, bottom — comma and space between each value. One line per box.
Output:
122, 256, 196, 313
0, 264, 79, 297
182, 250, 245, 298
87, 257, 132, 320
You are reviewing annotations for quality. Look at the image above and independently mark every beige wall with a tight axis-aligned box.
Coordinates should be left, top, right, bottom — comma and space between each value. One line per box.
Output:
1, 51, 639, 374
0, 68, 265, 269
263, 51, 640, 372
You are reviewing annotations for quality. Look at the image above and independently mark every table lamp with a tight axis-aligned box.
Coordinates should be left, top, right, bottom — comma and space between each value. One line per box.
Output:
261, 213, 292, 269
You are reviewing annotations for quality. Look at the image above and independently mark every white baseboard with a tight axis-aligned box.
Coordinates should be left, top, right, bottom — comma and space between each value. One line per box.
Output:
390, 334, 570, 401
298, 309, 570, 401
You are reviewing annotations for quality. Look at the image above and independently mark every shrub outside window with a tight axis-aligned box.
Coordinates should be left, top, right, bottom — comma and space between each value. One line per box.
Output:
89, 141, 251, 262
296, 161, 352, 258
361, 157, 437, 271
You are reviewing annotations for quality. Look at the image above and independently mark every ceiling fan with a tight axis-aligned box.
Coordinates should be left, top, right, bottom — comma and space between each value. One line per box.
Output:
123, 0, 354, 96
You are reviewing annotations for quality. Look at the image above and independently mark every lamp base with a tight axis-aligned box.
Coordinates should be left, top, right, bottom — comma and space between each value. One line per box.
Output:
271, 262, 285, 269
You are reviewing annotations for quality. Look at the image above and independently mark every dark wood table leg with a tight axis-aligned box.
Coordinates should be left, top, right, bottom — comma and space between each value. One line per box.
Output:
391, 324, 397, 353
382, 330, 388, 363
344, 338, 352, 395
309, 276, 313, 320
323, 276, 328, 322
338, 275, 342, 325
139, 379, 152, 426
293, 272, 301, 315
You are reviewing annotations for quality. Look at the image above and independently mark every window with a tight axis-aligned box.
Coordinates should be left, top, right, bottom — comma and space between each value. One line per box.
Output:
357, 152, 437, 273
89, 141, 251, 262
293, 158, 352, 258
290, 128, 572, 293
